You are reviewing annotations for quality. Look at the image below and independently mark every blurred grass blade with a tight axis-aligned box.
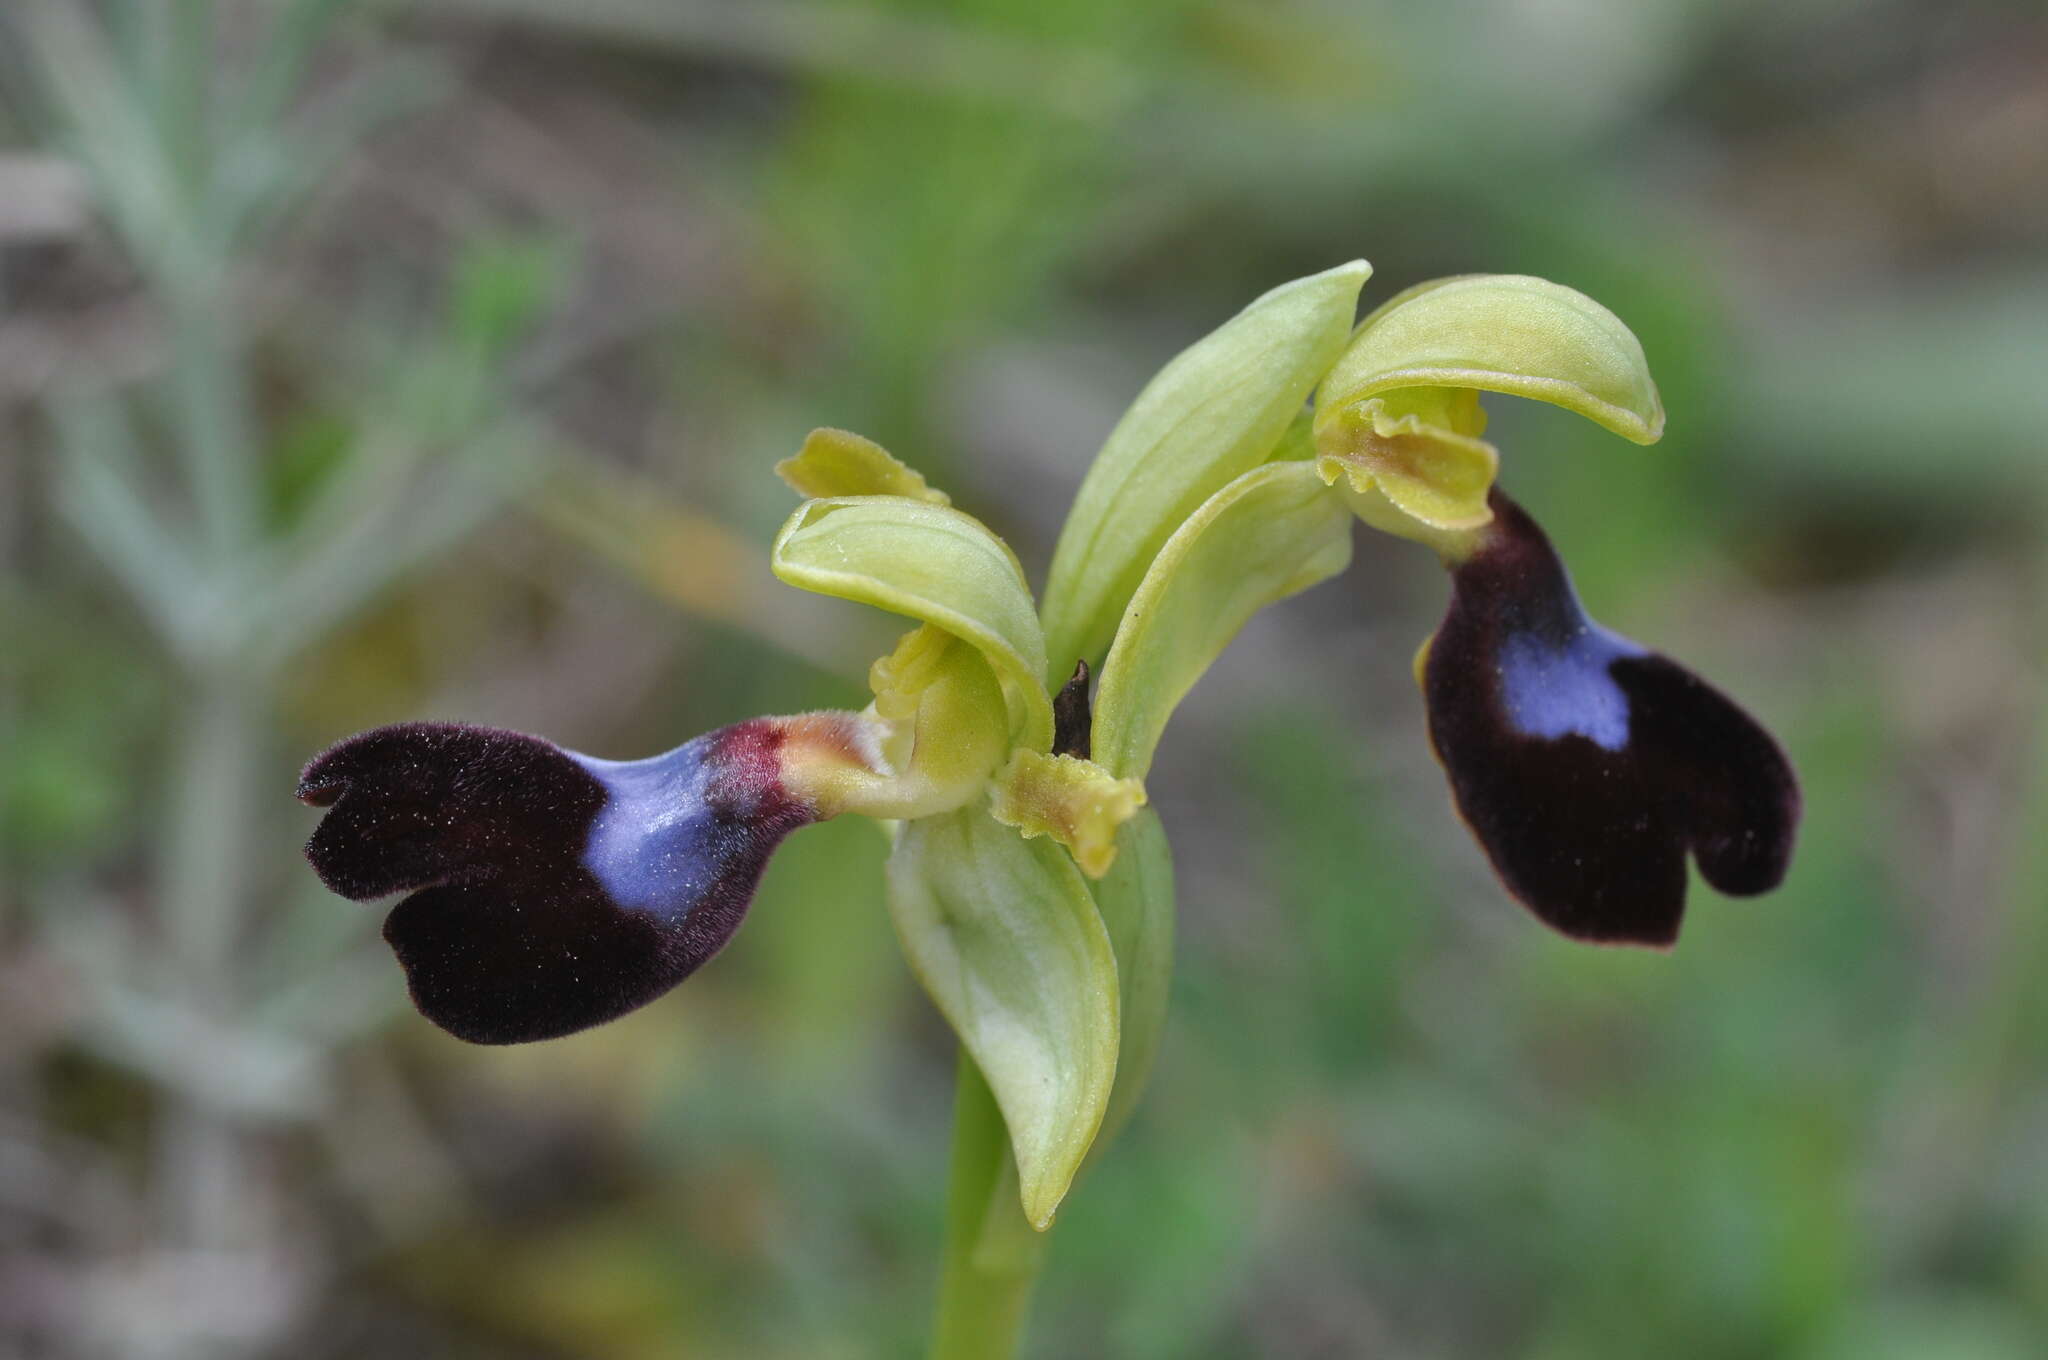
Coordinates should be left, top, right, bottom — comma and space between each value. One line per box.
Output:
438, 0, 1138, 117
48, 391, 212, 659
231, 0, 358, 132
534, 459, 864, 673
216, 52, 446, 248
21, 1, 210, 286
249, 423, 542, 669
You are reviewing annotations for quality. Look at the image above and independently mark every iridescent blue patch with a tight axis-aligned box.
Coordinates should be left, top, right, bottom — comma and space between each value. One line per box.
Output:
1422, 486, 1801, 945
1497, 624, 1644, 751
573, 735, 726, 923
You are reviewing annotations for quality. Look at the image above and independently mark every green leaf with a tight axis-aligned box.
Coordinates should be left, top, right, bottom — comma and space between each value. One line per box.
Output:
1087, 808, 1175, 1157
1040, 260, 1371, 681
1092, 461, 1354, 781
773, 496, 1052, 751
887, 805, 1120, 1230
1316, 274, 1665, 444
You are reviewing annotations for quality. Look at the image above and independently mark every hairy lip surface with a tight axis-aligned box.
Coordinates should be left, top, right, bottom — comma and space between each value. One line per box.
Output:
296, 720, 815, 1044
1423, 488, 1801, 946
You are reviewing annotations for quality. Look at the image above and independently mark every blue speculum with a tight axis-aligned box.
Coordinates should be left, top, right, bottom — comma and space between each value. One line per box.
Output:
575, 736, 742, 923
1422, 488, 1800, 946
297, 719, 814, 1044
1496, 624, 1644, 752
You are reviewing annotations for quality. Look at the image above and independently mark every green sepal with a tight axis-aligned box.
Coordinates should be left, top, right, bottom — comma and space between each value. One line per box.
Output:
775, 427, 950, 505
1085, 808, 1174, 1158
1092, 460, 1354, 781
1316, 274, 1665, 445
1040, 260, 1371, 681
773, 496, 1053, 751
887, 805, 1121, 1230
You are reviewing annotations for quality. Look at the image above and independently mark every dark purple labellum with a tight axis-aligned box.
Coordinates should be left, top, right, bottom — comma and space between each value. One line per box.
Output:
297, 720, 816, 1043
1422, 489, 1800, 945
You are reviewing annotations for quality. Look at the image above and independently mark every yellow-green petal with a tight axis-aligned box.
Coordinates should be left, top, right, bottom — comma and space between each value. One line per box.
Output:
888, 805, 1120, 1230
1316, 274, 1665, 444
1093, 460, 1354, 781
989, 749, 1147, 879
775, 427, 950, 505
1315, 394, 1500, 531
772, 496, 1053, 751
1041, 260, 1371, 682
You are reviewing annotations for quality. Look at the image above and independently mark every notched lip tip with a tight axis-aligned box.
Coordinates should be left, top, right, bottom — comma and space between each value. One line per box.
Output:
1568, 926, 1681, 953
1514, 888, 1684, 952
294, 777, 344, 808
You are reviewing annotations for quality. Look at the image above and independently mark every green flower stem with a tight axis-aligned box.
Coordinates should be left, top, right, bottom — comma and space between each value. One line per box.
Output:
931, 1053, 1048, 1360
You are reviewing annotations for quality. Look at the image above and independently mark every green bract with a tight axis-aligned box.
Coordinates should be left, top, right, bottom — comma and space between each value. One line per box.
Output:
887, 805, 1120, 1229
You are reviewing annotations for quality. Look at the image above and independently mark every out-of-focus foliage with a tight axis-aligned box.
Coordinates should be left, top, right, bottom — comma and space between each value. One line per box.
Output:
1, 0, 2044, 1356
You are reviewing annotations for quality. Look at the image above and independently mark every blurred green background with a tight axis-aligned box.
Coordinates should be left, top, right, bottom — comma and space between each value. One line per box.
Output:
3, 1, 2046, 1356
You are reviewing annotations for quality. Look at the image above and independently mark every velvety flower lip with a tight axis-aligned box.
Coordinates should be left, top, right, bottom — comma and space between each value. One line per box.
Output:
297, 720, 816, 1043
1422, 489, 1801, 946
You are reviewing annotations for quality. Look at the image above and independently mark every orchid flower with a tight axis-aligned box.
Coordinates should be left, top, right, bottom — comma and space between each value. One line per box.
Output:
297, 260, 1798, 1352
1306, 275, 1799, 944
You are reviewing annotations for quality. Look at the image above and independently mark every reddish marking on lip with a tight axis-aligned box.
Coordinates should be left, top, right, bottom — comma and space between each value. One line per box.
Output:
707, 713, 874, 823
703, 717, 802, 819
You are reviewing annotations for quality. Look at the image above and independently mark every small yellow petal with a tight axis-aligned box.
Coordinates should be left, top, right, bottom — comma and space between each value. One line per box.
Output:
775, 427, 951, 504
990, 749, 1148, 879
1314, 394, 1499, 531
